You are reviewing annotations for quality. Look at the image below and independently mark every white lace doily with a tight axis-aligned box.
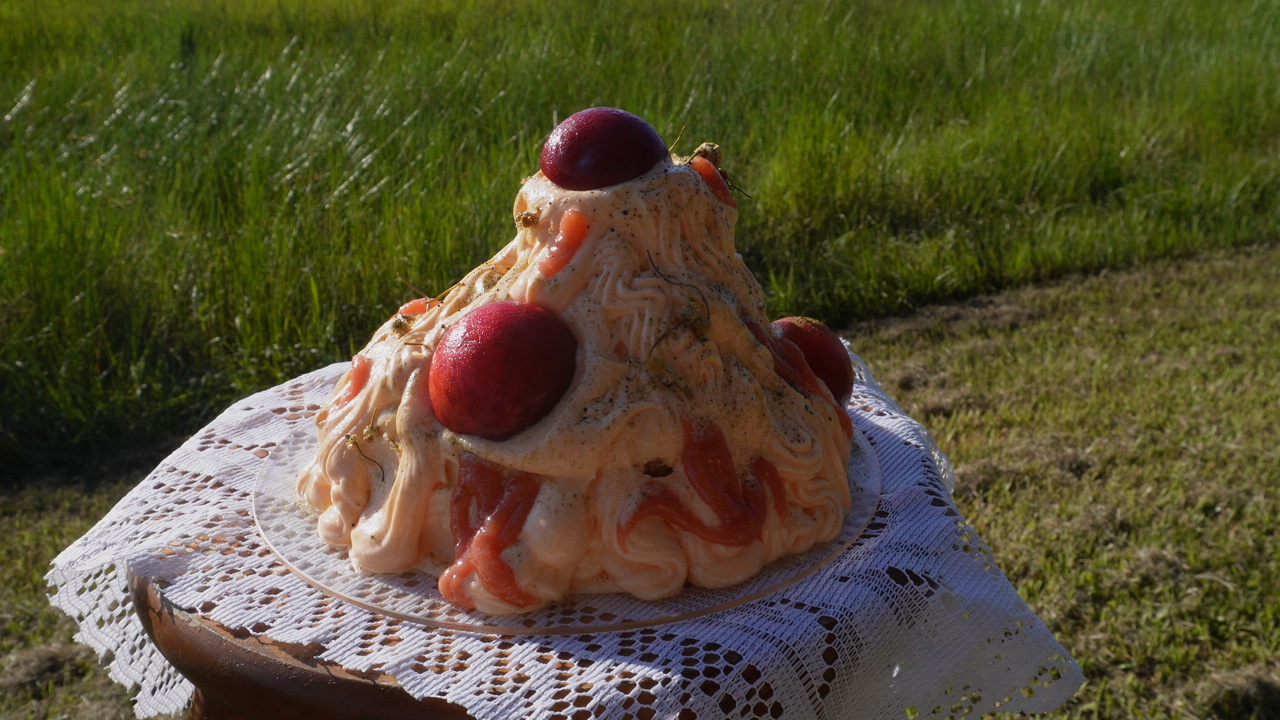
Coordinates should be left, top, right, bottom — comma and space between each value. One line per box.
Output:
48, 353, 1083, 719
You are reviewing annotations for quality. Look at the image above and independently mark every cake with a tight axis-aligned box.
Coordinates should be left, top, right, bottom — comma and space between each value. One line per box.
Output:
297, 108, 867, 614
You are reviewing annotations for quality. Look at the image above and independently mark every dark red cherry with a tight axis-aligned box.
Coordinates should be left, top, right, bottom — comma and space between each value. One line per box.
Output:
772, 317, 855, 404
429, 301, 577, 441
540, 107, 669, 191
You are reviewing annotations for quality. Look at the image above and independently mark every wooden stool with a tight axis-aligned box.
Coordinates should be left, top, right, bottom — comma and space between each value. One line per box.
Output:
130, 575, 476, 720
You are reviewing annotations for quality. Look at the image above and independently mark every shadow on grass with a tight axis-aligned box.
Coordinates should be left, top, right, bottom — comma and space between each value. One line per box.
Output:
1204, 667, 1280, 720
0, 436, 184, 493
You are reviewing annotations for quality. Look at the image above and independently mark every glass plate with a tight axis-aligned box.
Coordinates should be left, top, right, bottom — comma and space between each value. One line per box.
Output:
253, 425, 880, 635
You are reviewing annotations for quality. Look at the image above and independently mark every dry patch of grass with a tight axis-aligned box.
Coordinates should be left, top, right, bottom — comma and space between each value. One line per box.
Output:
848, 244, 1280, 719
0, 638, 142, 720
1198, 664, 1280, 720
0, 456, 181, 720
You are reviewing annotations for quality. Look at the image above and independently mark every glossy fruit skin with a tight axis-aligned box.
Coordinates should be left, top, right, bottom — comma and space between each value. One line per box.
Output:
540, 107, 668, 191
771, 317, 854, 404
429, 301, 578, 441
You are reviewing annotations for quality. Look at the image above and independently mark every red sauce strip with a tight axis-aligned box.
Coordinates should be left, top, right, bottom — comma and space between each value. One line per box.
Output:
622, 419, 766, 548
690, 155, 738, 209
743, 316, 853, 440
537, 208, 590, 278
333, 354, 373, 409
753, 456, 790, 521
440, 454, 542, 610
397, 297, 440, 316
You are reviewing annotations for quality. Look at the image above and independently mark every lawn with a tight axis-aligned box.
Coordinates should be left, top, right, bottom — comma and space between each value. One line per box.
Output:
3, 0, 1279, 466
1, 0, 1278, 717
852, 245, 1280, 719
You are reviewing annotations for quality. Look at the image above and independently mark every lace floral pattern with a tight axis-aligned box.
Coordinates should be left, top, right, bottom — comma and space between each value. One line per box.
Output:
48, 354, 1082, 719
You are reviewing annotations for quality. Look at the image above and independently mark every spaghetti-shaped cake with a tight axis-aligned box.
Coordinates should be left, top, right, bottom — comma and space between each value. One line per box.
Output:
298, 109, 865, 614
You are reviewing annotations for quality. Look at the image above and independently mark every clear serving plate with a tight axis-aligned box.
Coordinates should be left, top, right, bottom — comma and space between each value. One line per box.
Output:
253, 425, 881, 635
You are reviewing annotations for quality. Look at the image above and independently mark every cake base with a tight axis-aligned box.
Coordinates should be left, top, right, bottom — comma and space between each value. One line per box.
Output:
252, 422, 882, 635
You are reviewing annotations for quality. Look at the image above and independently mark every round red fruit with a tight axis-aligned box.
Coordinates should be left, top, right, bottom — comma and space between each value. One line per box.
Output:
429, 301, 577, 441
540, 107, 669, 191
771, 317, 854, 404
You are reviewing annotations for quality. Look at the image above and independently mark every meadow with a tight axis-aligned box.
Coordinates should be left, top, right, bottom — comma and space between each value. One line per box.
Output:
2, 0, 1279, 466
2, 0, 1279, 717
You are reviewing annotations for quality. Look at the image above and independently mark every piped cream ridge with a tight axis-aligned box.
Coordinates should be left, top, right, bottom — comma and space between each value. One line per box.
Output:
298, 156, 860, 614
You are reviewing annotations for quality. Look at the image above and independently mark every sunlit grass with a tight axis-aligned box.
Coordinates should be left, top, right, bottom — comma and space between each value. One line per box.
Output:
849, 245, 1280, 719
2, 0, 1279, 465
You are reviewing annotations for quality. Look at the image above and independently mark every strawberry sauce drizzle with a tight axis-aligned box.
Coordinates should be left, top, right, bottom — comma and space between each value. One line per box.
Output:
690, 155, 738, 209
622, 419, 768, 547
440, 454, 542, 610
397, 297, 440, 316
743, 316, 854, 440
753, 456, 790, 521
538, 208, 590, 278
333, 354, 372, 409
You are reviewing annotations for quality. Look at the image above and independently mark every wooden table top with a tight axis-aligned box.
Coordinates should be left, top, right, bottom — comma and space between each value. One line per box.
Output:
130, 573, 476, 720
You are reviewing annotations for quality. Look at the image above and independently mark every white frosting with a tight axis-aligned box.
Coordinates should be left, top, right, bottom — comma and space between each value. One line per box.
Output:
297, 158, 862, 614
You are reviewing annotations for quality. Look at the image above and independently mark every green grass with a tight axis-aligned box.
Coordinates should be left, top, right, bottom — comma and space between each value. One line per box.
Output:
847, 244, 1280, 719
0, 468, 166, 719
2, 0, 1280, 466
5, 245, 1277, 719
5, 2, 1278, 716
